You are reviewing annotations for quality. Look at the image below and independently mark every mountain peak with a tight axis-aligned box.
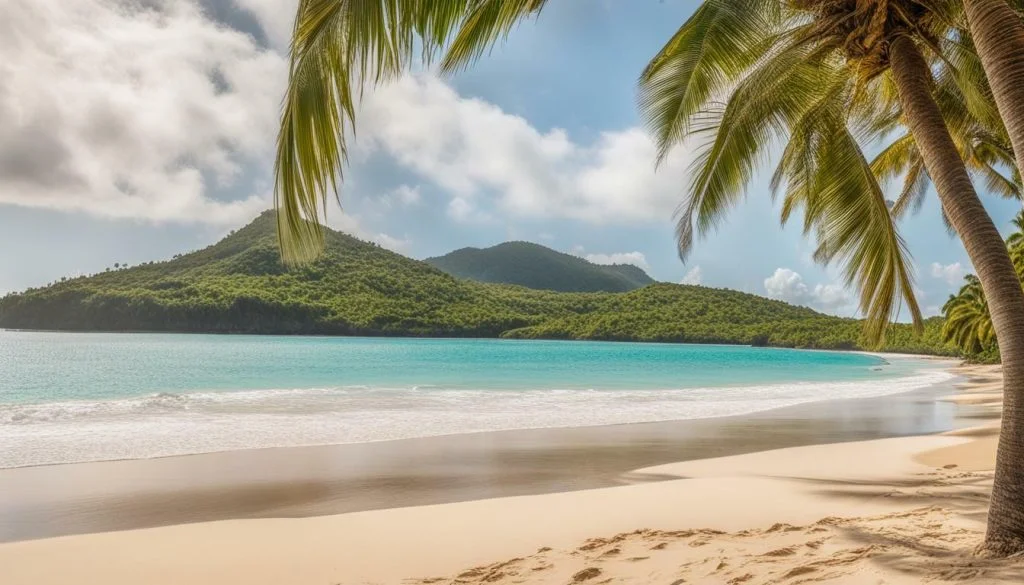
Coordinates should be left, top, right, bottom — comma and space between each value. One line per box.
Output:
425, 241, 654, 293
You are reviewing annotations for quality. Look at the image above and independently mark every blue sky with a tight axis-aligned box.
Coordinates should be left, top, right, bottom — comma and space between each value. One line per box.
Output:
1, 0, 1021, 319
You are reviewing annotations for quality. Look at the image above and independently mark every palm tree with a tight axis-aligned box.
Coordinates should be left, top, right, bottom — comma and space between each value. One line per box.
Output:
868, 22, 1020, 233
871, 68, 1020, 222
1007, 211, 1024, 276
1008, 210, 1024, 248
274, 0, 1024, 553
650, 3, 1024, 550
955, 4, 1024, 548
962, 0, 1024, 177
942, 275, 996, 354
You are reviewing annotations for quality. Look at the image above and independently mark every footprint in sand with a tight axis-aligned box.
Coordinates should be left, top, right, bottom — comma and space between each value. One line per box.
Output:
570, 567, 602, 583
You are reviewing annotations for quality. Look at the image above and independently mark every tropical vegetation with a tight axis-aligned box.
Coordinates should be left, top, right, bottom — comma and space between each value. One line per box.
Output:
0, 211, 954, 356
941, 212, 1024, 363
425, 241, 655, 293
272, 0, 1024, 554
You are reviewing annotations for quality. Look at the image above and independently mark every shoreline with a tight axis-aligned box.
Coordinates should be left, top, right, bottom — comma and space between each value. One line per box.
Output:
2, 325, 960, 357
2, 360, 964, 544
0, 364, 956, 473
1, 351, 956, 471
2, 363, 1018, 584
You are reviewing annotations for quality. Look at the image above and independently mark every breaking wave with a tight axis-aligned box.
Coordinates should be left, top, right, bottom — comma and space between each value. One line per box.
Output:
0, 368, 954, 469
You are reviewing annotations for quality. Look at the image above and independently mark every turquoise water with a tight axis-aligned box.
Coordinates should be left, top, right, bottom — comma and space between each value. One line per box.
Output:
3, 332, 908, 401
0, 331, 952, 468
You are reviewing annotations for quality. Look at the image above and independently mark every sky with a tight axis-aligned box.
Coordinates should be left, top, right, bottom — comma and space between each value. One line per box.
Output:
1, 0, 1022, 319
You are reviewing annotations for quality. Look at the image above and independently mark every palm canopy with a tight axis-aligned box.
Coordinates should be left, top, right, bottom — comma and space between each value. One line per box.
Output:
276, 0, 550, 263
941, 211, 1024, 358
942, 274, 996, 355
274, 0, 998, 344
869, 30, 1020, 223
1009, 211, 1024, 275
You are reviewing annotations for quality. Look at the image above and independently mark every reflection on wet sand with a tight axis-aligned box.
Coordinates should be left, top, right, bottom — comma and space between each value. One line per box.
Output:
0, 378, 967, 542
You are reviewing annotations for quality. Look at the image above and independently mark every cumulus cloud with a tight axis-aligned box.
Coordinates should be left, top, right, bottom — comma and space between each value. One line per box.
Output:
372, 233, 412, 254
763, 268, 852, 314
380, 184, 422, 208
930, 262, 965, 286
584, 252, 650, 270
447, 196, 493, 223
324, 208, 410, 254
680, 266, 703, 285
231, 0, 297, 49
0, 0, 285, 225
1, 2, 694, 234
357, 75, 694, 224
764, 268, 809, 301
809, 283, 852, 312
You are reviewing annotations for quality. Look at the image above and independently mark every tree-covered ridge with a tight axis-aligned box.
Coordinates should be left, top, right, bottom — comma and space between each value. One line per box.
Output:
0, 211, 954, 356
425, 241, 655, 293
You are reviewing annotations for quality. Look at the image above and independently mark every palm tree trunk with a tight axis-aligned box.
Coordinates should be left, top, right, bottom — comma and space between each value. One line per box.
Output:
964, 0, 1024, 176
889, 34, 1024, 556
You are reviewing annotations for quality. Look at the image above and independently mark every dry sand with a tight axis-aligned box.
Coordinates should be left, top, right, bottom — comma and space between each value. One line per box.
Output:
2, 363, 1021, 584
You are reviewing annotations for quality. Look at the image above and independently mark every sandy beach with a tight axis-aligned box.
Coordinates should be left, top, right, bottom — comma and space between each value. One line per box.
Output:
2, 362, 1022, 584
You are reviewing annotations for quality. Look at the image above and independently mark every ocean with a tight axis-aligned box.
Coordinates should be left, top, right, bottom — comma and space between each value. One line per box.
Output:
0, 331, 954, 468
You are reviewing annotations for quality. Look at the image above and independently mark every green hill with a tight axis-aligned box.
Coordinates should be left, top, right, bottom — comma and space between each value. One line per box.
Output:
0, 211, 956, 356
425, 241, 655, 292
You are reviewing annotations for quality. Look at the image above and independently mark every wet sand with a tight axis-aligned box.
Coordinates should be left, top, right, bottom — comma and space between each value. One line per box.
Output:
0, 372, 968, 543
4, 364, 1022, 585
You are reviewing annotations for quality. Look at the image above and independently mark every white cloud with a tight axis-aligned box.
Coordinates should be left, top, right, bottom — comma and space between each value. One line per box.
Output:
764, 268, 809, 301
2, 1, 700, 238
764, 268, 852, 314
809, 283, 851, 312
357, 75, 694, 225
447, 196, 493, 223
930, 262, 965, 286
1, 2, 698, 234
324, 208, 409, 253
372, 233, 411, 254
584, 252, 650, 270
0, 0, 286, 225
324, 210, 363, 236
380, 184, 422, 208
680, 266, 703, 285
232, 0, 297, 49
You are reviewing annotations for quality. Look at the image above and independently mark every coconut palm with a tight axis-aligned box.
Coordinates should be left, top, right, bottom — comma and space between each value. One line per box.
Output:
871, 89, 1019, 222
957, 1, 1024, 551
962, 0, 1024, 177
1007, 211, 1024, 276
942, 274, 996, 354
869, 24, 1020, 224
1008, 210, 1024, 248
644, 3, 1024, 551
274, 0, 1024, 553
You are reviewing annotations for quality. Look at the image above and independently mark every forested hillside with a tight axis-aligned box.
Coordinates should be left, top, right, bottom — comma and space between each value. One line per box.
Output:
0, 211, 956, 356
426, 241, 655, 292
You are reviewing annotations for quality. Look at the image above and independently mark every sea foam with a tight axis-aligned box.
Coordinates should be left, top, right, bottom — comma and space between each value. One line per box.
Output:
0, 368, 954, 469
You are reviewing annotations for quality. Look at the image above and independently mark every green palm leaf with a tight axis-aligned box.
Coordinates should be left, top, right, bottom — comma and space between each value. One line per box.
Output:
274, 0, 1019, 348
276, 0, 548, 263
637, 0, 778, 163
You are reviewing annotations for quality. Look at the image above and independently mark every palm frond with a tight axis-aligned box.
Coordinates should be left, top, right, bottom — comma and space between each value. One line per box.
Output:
773, 72, 922, 344
676, 37, 823, 261
870, 133, 917, 186
439, 0, 547, 73
979, 163, 1022, 200
941, 275, 995, 355
276, 0, 546, 263
638, 0, 780, 164
936, 31, 1004, 131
